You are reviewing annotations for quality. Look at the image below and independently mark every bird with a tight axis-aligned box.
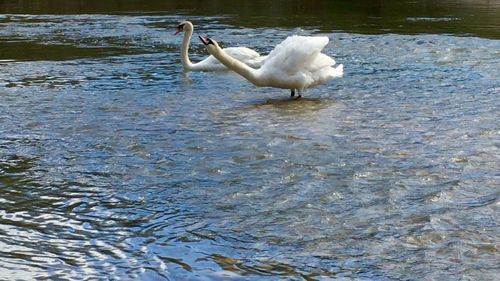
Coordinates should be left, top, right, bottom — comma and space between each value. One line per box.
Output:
175, 21, 265, 71
199, 35, 343, 98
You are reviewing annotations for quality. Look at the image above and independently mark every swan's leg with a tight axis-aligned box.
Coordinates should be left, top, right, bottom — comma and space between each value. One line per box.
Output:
290, 89, 295, 97
296, 89, 302, 99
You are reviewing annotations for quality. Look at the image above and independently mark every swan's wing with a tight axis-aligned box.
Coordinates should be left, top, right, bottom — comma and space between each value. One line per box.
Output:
258, 35, 343, 89
306, 53, 336, 72
263, 35, 330, 74
194, 55, 228, 71
195, 47, 262, 71
224, 47, 261, 62
245, 55, 267, 68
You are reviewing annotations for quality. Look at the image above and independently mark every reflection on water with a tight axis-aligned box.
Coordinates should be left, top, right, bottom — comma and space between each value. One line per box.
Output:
250, 98, 336, 115
1, 1, 499, 280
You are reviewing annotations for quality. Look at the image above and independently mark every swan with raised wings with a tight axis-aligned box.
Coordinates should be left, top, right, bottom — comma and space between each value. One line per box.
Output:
199, 35, 343, 98
175, 21, 265, 71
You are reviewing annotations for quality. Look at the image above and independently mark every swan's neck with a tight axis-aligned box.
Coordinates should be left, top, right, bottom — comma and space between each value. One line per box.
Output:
209, 45, 262, 85
181, 29, 195, 70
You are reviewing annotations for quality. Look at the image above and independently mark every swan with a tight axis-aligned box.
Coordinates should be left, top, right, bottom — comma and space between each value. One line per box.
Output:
199, 35, 343, 98
175, 21, 265, 71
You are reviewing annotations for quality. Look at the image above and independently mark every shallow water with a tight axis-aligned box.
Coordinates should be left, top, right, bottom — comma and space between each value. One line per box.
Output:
1, 1, 499, 280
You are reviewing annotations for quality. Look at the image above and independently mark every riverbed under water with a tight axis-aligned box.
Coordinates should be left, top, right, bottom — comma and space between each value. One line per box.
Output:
0, 1, 499, 280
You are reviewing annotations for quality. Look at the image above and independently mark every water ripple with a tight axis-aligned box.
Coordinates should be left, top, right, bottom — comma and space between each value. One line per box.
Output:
0, 13, 499, 281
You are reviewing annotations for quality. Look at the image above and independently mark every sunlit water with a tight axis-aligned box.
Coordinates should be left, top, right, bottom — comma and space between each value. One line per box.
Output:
1, 12, 499, 281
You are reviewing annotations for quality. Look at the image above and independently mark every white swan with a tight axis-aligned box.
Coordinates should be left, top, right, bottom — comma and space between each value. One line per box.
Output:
199, 35, 343, 98
175, 21, 265, 71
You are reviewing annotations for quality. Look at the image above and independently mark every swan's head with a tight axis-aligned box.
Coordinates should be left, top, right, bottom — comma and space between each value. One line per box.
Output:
199, 36, 219, 53
175, 21, 193, 35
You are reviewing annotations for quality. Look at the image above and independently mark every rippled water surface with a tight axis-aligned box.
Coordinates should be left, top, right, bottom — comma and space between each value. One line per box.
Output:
1, 1, 499, 280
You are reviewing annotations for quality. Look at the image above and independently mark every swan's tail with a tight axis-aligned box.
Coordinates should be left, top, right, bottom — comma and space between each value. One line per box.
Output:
333, 64, 344, 78
309, 63, 343, 88
324, 64, 343, 80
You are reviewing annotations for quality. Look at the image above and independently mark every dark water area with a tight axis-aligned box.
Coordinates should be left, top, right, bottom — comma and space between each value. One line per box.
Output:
1, 0, 499, 280
1, 0, 500, 38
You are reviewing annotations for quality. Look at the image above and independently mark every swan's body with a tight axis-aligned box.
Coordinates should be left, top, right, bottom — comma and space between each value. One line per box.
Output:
176, 21, 265, 71
200, 35, 343, 97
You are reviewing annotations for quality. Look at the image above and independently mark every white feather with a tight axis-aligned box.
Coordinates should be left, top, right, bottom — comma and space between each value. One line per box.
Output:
204, 35, 343, 94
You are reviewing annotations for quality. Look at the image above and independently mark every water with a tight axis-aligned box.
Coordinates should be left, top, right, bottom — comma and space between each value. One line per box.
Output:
1, 1, 499, 280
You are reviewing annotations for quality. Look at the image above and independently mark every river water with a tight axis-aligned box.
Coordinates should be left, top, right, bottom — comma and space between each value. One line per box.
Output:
1, 1, 499, 280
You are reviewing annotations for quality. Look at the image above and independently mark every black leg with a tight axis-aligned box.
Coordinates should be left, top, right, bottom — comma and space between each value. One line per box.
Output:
290, 89, 295, 97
